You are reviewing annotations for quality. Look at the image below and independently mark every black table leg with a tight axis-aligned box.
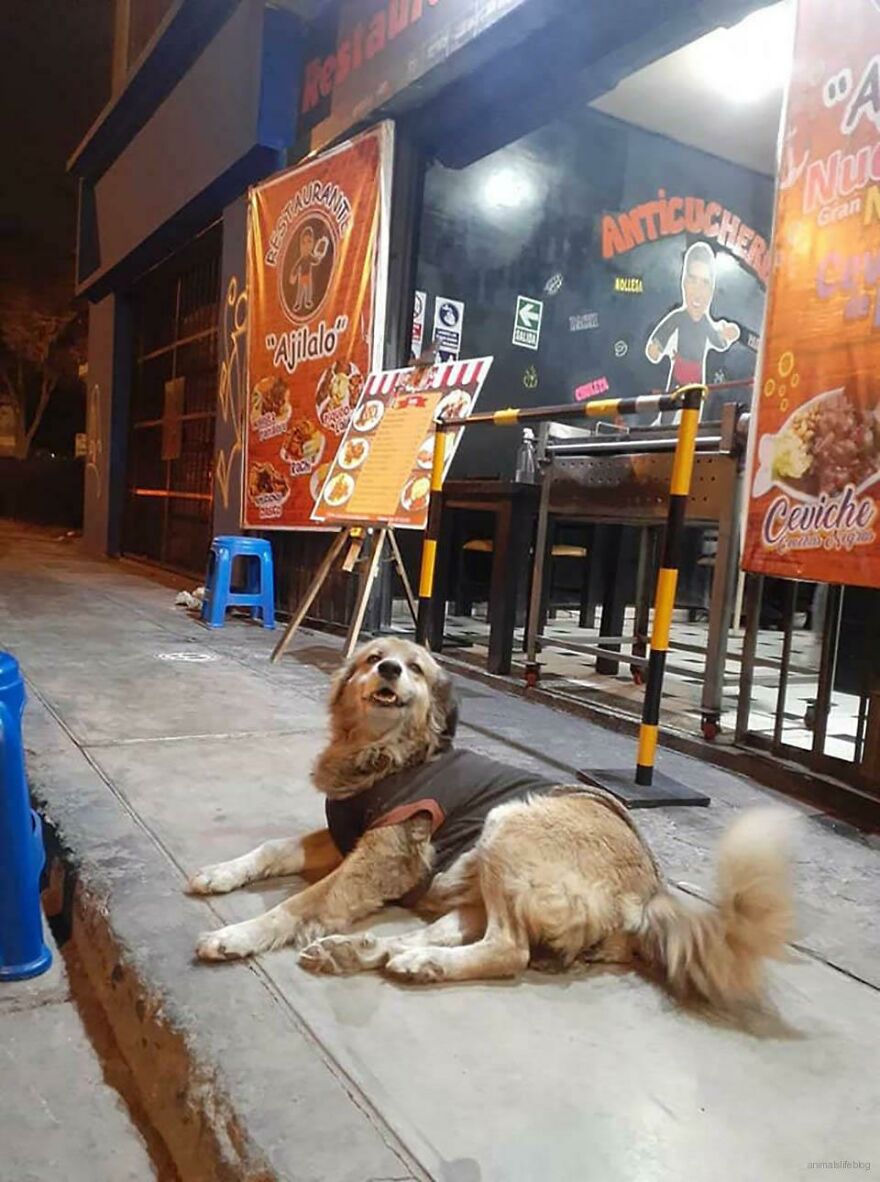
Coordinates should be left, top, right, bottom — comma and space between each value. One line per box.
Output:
596, 526, 625, 675
488, 500, 533, 675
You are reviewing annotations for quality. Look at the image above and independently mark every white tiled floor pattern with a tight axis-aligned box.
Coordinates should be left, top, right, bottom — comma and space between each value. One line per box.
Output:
394, 604, 862, 762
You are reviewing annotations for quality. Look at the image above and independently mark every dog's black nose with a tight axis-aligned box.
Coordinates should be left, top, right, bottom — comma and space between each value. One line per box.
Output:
377, 659, 402, 680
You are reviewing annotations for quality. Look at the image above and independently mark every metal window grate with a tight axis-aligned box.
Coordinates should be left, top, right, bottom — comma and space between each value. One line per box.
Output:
123, 224, 221, 574
735, 575, 880, 798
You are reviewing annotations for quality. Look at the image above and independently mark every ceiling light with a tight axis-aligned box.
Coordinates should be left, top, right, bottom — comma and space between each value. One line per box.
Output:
482, 165, 540, 211
696, 1, 794, 104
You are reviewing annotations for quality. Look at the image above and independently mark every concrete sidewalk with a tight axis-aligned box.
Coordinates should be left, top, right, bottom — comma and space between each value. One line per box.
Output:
2, 522, 879, 1181
1, 926, 157, 1180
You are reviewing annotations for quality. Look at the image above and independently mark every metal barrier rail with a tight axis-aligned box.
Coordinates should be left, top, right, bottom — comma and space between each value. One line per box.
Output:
416, 384, 706, 791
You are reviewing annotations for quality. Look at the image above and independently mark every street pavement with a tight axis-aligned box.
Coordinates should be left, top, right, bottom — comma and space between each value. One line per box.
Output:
1, 522, 878, 1182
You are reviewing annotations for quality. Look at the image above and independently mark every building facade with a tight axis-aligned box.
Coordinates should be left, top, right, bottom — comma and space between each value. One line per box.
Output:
72, 0, 773, 571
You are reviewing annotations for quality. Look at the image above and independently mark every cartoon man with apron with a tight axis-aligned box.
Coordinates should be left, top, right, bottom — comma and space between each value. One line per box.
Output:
645, 242, 739, 408
645, 241, 740, 612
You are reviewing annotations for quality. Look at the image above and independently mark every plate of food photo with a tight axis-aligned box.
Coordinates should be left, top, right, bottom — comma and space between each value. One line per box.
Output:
753, 387, 880, 502
316, 360, 363, 427
323, 471, 356, 509
280, 418, 325, 472
415, 435, 435, 471
247, 462, 290, 507
352, 399, 385, 433
250, 376, 291, 428
400, 472, 432, 514
338, 436, 370, 471
309, 461, 332, 501
436, 389, 472, 424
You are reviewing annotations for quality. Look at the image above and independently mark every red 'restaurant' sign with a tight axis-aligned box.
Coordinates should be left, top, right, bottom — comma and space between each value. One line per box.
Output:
742, 0, 880, 588
243, 124, 391, 529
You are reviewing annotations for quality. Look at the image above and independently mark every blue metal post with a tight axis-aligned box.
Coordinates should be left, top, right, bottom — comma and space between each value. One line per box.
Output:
0, 652, 52, 981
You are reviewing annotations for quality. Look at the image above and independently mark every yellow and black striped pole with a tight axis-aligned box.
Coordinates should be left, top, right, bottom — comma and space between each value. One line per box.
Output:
414, 387, 698, 658
635, 384, 705, 786
440, 394, 685, 431
416, 425, 448, 647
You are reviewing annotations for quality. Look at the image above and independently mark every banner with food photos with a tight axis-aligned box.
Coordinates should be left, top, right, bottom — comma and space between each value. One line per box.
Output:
312, 356, 493, 529
243, 124, 392, 528
741, 0, 880, 587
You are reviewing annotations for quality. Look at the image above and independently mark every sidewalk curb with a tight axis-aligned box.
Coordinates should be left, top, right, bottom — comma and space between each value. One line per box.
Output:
38, 814, 277, 1182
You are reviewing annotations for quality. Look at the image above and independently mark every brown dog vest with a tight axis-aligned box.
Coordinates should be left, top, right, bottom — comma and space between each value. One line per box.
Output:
325, 747, 559, 876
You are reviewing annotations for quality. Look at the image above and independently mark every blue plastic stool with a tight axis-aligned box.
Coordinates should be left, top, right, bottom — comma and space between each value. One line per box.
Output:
201, 536, 276, 630
0, 651, 52, 981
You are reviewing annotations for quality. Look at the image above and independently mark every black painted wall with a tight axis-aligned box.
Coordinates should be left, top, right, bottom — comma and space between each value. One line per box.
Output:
415, 105, 774, 479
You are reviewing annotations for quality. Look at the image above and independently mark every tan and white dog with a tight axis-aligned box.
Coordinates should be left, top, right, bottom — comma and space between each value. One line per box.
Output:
189, 638, 794, 1003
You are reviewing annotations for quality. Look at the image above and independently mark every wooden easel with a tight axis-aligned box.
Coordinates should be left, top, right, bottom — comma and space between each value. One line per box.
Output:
270, 526, 418, 663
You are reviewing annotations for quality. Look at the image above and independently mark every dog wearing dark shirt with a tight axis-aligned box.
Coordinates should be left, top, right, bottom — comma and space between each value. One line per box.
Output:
189, 638, 794, 1005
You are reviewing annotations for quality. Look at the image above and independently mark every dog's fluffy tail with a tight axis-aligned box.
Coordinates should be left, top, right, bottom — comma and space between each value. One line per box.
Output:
635, 810, 795, 1006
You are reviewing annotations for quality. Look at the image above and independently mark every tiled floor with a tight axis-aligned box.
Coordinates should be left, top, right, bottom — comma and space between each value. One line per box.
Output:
393, 603, 863, 763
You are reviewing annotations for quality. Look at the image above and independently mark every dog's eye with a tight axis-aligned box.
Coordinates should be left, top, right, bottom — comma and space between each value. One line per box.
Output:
408, 662, 423, 676
366, 652, 381, 665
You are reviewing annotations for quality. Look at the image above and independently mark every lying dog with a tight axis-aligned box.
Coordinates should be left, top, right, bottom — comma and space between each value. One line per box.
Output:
189, 638, 793, 1003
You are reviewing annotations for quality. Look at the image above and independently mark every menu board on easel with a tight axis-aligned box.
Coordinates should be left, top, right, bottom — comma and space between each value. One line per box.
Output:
312, 357, 493, 528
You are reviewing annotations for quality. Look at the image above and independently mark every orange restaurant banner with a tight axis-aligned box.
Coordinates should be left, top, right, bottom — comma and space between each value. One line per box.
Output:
742, 0, 880, 587
242, 123, 392, 528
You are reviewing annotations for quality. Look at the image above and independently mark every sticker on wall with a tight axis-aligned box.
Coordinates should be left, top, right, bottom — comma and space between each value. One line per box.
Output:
574, 376, 610, 402
614, 276, 644, 294
411, 290, 427, 359
613, 340, 628, 358
569, 312, 599, 332
512, 295, 543, 350
433, 296, 464, 361
645, 243, 740, 394
543, 273, 564, 297
523, 365, 539, 390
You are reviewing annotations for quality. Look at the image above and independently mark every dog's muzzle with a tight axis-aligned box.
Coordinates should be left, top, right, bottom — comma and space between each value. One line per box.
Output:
370, 686, 404, 707
369, 660, 407, 708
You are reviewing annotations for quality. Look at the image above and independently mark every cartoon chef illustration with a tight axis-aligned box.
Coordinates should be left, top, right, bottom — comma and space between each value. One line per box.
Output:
645, 242, 740, 397
287, 224, 330, 314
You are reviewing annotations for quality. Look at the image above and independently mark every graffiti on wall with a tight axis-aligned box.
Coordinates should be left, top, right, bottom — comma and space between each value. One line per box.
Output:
85, 383, 103, 496
215, 276, 248, 512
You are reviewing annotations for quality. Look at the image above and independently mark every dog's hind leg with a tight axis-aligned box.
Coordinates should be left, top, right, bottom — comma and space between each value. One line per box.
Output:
385, 920, 529, 983
385, 858, 529, 984
581, 931, 637, 965
299, 905, 486, 976
187, 830, 342, 896
418, 850, 481, 915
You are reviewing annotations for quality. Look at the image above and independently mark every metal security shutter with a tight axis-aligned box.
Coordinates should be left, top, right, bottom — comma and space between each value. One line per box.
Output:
123, 225, 221, 573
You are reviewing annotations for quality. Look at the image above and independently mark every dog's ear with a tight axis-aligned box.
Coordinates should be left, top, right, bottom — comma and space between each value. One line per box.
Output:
430, 668, 459, 744
329, 654, 358, 708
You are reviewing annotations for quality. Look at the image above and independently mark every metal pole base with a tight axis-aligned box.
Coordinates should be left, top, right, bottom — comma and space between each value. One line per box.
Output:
577, 767, 710, 808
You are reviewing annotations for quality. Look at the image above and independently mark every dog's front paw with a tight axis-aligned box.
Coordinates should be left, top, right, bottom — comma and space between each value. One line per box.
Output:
196, 925, 257, 962
186, 863, 242, 896
299, 933, 379, 976
385, 948, 448, 984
